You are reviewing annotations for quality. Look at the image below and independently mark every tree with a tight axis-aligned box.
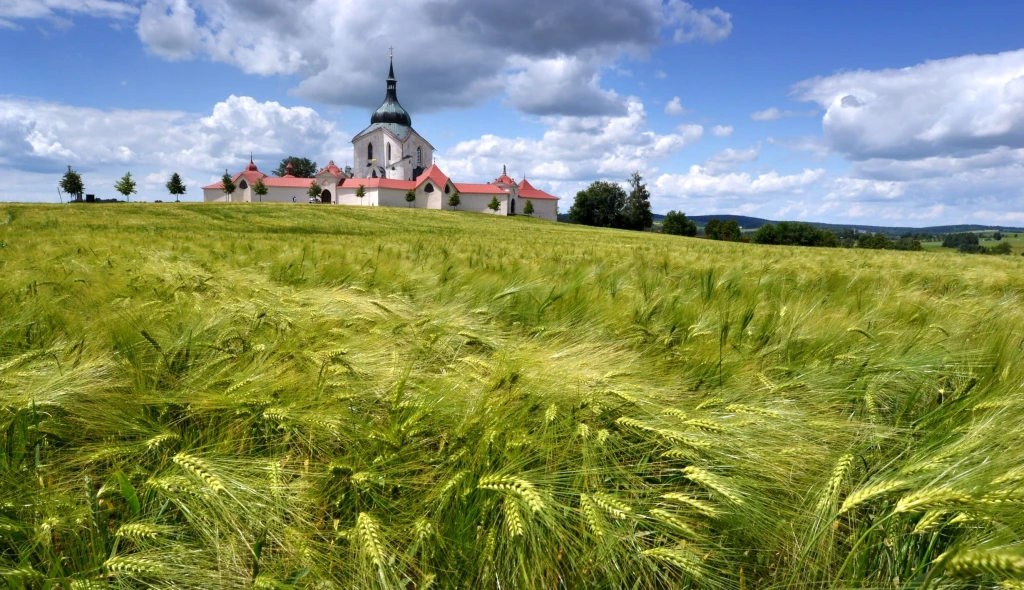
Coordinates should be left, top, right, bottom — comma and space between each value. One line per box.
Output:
221, 170, 236, 202
523, 199, 535, 216
994, 231, 1003, 241
662, 211, 697, 236
704, 218, 722, 239
623, 171, 653, 230
405, 189, 416, 207
568, 181, 627, 228
60, 166, 84, 202
448, 190, 461, 210
114, 172, 137, 203
252, 178, 268, 202
356, 184, 366, 205
858, 233, 892, 249
273, 157, 317, 178
720, 219, 742, 241
752, 222, 839, 248
165, 173, 186, 202
488, 196, 501, 213
989, 241, 1013, 255
307, 180, 323, 203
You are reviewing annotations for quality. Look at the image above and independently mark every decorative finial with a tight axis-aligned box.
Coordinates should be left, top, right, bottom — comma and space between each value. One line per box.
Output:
503, 164, 507, 176
389, 46, 394, 59
250, 152, 253, 164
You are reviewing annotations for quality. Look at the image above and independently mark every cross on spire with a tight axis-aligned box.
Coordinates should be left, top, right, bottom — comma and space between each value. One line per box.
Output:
389, 46, 394, 59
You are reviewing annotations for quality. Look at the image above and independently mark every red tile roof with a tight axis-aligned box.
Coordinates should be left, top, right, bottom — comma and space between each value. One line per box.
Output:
340, 177, 417, 190
455, 183, 507, 194
415, 164, 450, 191
517, 178, 560, 200
316, 160, 346, 178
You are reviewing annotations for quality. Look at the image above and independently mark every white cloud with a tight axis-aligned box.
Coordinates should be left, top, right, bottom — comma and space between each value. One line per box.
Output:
664, 96, 690, 116
710, 124, 733, 137
0, 0, 137, 21
701, 144, 760, 174
4, 0, 733, 117
0, 95, 342, 200
654, 70, 668, 80
444, 99, 703, 185
751, 107, 818, 121
654, 166, 825, 200
795, 49, 1024, 161
665, 0, 732, 43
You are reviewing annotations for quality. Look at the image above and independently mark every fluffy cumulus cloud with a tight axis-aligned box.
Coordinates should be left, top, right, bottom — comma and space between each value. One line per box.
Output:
0, 0, 137, 24
710, 125, 733, 137
664, 97, 690, 116
795, 49, 1024, 162
3, 0, 732, 116
0, 96, 342, 200
750, 107, 818, 121
443, 100, 703, 185
701, 144, 760, 175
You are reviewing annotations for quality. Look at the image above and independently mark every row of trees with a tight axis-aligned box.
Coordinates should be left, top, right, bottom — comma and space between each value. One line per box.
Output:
567, 172, 653, 230
60, 166, 187, 202
942, 232, 1013, 254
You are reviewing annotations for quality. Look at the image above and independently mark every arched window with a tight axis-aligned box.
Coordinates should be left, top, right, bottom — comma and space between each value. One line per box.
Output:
424, 183, 434, 193
239, 180, 248, 190
367, 142, 374, 161
386, 143, 391, 163
444, 183, 451, 194
416, 146, 422, 167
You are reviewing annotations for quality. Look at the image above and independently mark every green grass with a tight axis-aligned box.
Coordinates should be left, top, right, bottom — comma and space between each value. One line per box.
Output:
924, 231, 1024, 255
2, 203, 1024, 589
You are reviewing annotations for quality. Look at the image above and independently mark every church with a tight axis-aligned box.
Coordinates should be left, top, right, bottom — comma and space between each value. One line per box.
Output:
203, 57, 560, 221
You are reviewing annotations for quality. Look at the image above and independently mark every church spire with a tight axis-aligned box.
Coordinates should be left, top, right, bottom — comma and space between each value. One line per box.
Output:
370, 50, 412, 127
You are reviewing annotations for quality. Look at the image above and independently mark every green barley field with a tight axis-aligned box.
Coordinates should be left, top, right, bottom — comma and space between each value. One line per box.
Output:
2, 203, 1023, 589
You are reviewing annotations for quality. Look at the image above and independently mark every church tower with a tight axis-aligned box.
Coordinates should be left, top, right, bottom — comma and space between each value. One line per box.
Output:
350, 53, 434, 181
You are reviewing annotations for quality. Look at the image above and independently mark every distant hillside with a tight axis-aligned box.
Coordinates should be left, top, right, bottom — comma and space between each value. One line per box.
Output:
559, 213, 1024, 235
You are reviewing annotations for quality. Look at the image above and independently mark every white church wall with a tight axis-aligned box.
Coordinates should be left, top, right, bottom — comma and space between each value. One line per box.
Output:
521, 198, 558, 221
458, 192, 508, 215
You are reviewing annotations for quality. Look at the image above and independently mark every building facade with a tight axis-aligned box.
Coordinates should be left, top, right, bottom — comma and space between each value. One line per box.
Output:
203, 58, 559, 221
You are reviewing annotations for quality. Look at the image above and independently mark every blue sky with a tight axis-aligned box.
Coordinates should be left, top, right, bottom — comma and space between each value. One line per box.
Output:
2, 1, 1024, 226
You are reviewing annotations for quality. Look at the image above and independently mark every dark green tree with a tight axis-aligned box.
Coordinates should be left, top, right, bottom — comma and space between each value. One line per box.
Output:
221, 170, 236, 201
623, 171, 653, 230
662, 211, 697, 236
522, 199, 535, 216
165, 173, 186, 202
60, 166, 84, 202
993, 231, 1003, 241
448, 190, 461, 210
704, 218, 722, 239
307, 180, 323, 203
273, 157, 317, 178
405, 189, 416, 207
858, 233, 892, 249
114, 172, 137, 203
252, 178, 268, 202
720, 219, 742, 241
752, 222, 839, 248
990, 241, 1012, 254
356, 184, 366, 205
488, 196, 501, 213
568, 181, 627, 228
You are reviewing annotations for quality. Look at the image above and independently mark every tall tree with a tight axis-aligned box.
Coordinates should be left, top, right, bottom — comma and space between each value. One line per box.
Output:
405, 189, 416, 207
114, 172, 137, 203
273, 157, 317, 178
487, 196, 501, 213
720, 219, 742, 241
307, 180, 323, 203
448, 190, 461, 210
623, 171, 653, 230
568, 181, 627, 228
165, 173, 186, 202
221, 170, 236, 202
60, 166, 84, 202
252, 178, 268, 202
523, 199, 535, 216
704, 218, 722, 239
356, 184, 366, 205
662, 211, 697, 236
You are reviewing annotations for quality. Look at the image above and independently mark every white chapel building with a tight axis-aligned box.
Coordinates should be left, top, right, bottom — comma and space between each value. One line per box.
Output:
203, 58, 559, 221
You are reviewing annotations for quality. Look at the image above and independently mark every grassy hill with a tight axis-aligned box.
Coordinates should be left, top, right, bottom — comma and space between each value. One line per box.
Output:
2, 204, 1023, 588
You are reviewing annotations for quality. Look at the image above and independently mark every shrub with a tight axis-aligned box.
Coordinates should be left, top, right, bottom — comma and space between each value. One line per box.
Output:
662, 211, 697, 237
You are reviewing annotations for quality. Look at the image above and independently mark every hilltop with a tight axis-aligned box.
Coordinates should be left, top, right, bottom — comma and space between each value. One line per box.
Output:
1, 204, 1022, 588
